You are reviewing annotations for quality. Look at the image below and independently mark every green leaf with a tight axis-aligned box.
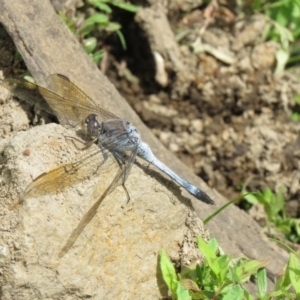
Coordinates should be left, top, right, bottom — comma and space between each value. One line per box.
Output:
291, 112, 300, 121
82, 37, 97, 54
85, 13, 109, 24
288, 253, 300, 297
208, 238, 219, 253
270, 251, 291, 291
276, 222, 292, 235
217, 255, 230, 282
79, 13, 109, 36
262, 22, 272, 42
273, 22, 294, 50
267, 0, 294, 9
90, 0, 112, 12
257, 268, 267, 297
217, 255, 229, 269
92, 50, 104, 64
115, 29, 127, 50
15, 50, 24, 62
79, 22, 95, 37
294, 94, 300, 105
261, 187, 285, 220
222, 284, 244, 300
268, 287, 294, 299
106, 21, 121, 31
180, 278, 200, 292
243, 288, 254, 300
23, 75, 35, 83
243, 192, 259, 204
263, 187, 272, 199
59, 12, 76, 33
195, 263, 210, 285
197, 237, 220, 277
291, 2, 300, 18
281, 287, 296, 299
180, 262, 199, 282
235, 260, 270, 282
294, 219, 300, 236
204, 193, 248, 224
160, 249, 178, 294
110, 1, 139, 12
274, 6, 290, 27
176, 282, 191, 300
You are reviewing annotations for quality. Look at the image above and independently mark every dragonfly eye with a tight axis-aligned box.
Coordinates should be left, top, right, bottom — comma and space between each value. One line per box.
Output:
85, 114, 100, 137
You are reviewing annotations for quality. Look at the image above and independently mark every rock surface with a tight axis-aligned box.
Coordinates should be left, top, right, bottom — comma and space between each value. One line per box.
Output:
0, 123, 206, 299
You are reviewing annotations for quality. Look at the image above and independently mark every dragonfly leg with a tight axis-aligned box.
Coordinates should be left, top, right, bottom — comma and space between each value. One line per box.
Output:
123, 184, 130, 203
111, 151, 131, 203
65, 135, 97, 150
91, 144, 109, 176
112, 151, 126, 164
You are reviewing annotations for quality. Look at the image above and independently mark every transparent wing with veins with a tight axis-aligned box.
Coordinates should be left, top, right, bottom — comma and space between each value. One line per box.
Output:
24, 143, 117, 199
2, 74, 118, 124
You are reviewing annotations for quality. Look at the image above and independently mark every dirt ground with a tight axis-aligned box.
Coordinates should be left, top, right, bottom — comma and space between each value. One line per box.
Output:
108, 3, 300, 221
1, 0, 300, 231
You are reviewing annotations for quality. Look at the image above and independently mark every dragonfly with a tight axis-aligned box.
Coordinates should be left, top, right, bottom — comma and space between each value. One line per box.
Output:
2, 74, 214, 257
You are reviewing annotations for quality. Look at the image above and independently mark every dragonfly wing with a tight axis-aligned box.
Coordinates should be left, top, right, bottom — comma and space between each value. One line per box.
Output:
3, 74, 119, 124
24, 145, 118, 199
58, 177, 112, 258
58, 144, 139, 257
45, 74, 119, 122
2, 78, 57, 116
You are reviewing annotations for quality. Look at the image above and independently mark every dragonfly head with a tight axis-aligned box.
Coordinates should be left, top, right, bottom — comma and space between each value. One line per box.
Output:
83, 114, 101, 137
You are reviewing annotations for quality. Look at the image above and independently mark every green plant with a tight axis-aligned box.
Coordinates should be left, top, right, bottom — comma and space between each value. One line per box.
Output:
291, 112, 300, 121
160, 237, 300, 299
15, 50, 24, 62
244, 187, 300, 244
204, 194, 248, 225
59, 0, 139, 63
160, 237, 271, 299
291, 94, 300, 121
250, 0, 300, 74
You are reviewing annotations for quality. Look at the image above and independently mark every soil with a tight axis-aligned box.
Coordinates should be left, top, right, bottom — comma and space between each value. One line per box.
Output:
1, 0, 299, 238
110, 5, 300, 222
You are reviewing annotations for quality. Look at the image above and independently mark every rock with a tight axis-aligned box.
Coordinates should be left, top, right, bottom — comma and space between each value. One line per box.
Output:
190, 119, 204, 133
0, 123, 207, 299
141, 101, 178, 124
232, 15, 267, 51
251, 41, 279, 70
0, 84, 30, 139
